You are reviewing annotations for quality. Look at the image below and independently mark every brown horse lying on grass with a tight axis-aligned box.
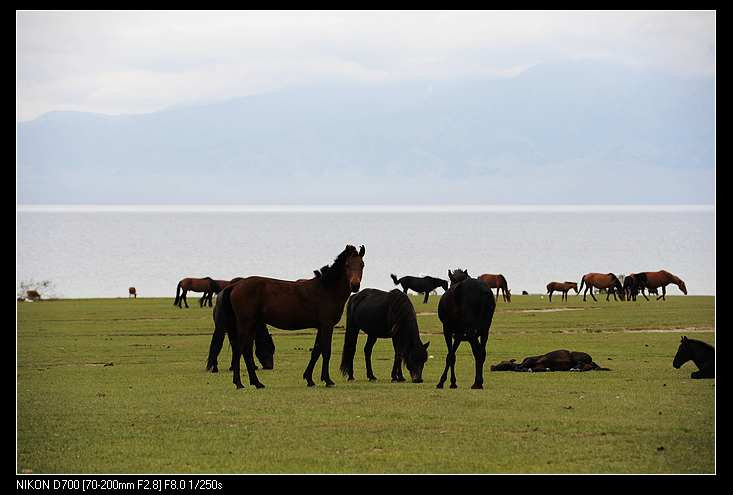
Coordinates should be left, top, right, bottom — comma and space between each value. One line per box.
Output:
579, 273, 624, 302
546, 281, 578, 302
491, 350, 610, 372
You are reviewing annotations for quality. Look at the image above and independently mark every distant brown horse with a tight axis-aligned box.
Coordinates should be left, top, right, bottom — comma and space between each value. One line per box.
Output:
546, 281, 578, 302
478, 274, 511, 302
200, 278, 245, 307
636, 270, 687, 301
579, 273, 624, 302
128, 287, 137, 298
174, 277, 222, 308
217, 244, 365, 389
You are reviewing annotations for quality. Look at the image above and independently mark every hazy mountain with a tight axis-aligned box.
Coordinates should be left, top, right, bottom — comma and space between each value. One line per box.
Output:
17, 60, 714, 204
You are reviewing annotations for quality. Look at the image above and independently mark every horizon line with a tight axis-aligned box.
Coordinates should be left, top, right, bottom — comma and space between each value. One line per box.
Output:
16, 204, 715, 213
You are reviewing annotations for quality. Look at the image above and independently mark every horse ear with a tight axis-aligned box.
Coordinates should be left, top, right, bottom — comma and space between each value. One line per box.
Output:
359, 245, 365, 257
423, 341, 430, 350
682, 336, 688, 342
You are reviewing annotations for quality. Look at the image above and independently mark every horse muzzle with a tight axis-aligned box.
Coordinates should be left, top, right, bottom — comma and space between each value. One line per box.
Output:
350, 283, 361, 293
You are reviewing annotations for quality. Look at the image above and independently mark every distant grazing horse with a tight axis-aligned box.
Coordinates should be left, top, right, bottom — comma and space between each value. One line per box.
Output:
128, 287, 137, 298
546, 281, 578, 302
490, 350, 609, 372
478, 274, 511, 302
447, 268, 470, 287
206, 287, 276, 373
340, 288, 430, 383
216, 244, 365, 389
390, 274, 448, 304
673, 336, 714, 379
579, 273, 624, 302
200, 277, 245, 307
174, 277, 222, 308
437, 275, 496, 389
637, 270, 687, 301
26, 290, 41, 301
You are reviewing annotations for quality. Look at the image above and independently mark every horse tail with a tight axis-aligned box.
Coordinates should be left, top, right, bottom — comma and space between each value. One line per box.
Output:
579, 275, 585, 292
340, 296, 359, 377
590, 361, 611, 371
206, 286, 234, 371
174, 281, 182, 306
390, 274, 400, 285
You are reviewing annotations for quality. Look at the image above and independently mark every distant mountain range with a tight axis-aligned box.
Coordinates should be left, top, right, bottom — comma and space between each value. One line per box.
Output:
17, 60, 714, 204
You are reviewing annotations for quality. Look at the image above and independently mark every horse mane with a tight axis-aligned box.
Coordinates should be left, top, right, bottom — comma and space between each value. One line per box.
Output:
315, 245, 359, 286
685, 338, 715, 351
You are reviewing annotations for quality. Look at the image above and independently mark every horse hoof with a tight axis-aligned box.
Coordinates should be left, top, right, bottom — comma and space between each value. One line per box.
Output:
235, 384, 244, 390
305, 381, 316, 387
436, 383, 444, 389
368, 377, 378, 382
347, 377, 354, 382
254, 383, 266, 389
471, 383, 483, 389
450, 383, 458, 389
211, 368, 218, 373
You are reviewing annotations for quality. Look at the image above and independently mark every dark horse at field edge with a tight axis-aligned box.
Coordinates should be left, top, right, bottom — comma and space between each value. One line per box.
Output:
673, 336, 714, 379
212, 244, 365, 389
390, 274, 449, 304
340, 288, 430, 383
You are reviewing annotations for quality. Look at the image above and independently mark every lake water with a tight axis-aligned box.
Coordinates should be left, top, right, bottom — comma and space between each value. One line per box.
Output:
16, 206, 715, 298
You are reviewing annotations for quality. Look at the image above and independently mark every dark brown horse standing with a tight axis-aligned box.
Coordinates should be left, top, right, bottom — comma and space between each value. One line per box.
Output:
437, 274, 496, 389
579, 273, 625, 302
637, 270, 687, 301
478, 274, 511, 302
128, 287, 137, 298
546, 281, 578, 302
218, 244, 365, 389
174, 277, 222, 308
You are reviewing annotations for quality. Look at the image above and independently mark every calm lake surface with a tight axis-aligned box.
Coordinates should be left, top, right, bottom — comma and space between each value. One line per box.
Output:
17, 206, 715, 298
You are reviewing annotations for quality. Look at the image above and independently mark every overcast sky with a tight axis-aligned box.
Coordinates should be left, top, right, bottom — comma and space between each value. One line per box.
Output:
17, 10, 715, 122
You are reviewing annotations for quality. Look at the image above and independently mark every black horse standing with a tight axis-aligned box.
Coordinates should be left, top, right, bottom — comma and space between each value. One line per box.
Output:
390, 274, 449, 303
340, 288, 430, 383
437, 275, 496, 389
673, 336, 714, 379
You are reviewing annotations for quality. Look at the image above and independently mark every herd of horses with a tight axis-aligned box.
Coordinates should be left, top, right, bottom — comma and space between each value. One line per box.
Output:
166, 245, 709, 389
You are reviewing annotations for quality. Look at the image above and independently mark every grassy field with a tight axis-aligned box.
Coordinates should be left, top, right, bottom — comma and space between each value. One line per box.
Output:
17, 293, 715, 474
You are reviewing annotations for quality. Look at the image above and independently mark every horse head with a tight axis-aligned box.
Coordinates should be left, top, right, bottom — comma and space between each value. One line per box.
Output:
677, 279, 688, 295
673, 336, 690, 369
254, 331, 276, 370
448, 268, 469, 287
490, 359, 517, 371
403, 341, 430, 383
344, 245, 365, 293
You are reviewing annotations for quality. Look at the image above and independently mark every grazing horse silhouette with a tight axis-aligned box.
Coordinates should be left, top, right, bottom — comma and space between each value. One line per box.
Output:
673, 336, 714, 379
340, 288, 430, 383
174, 277, 222, 308
206, 288, 276, 373
218, 245, 365, 389
622, 274, 640, 301
546, 281, 578, 302
436, 275, 496, 389
200, 277, 245, 307
447, 268, 470, 287
637, 270, 687, 301
390, 274, 449, 303
478, 274, 511, 302
579, 273, 625, 302
490, 350, 610, 372
128, 287, 137, 298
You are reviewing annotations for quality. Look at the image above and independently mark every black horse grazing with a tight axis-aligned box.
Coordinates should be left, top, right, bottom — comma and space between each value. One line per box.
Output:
673, 336, 714, 379
490, 350, 609, 372
436, 275, 496, 389
340, 288, 430, 383
390, 274, 449, 304
206, 286, 276, 373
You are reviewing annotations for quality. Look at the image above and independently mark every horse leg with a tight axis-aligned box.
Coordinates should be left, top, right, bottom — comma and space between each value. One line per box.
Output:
548, 290, 553, 302
589, 287, 597, 302
423, 292, 429, 304
659, 286, 666, 301
448, 337, 462, 389
469, 335, 487, 389
391, 339, 406, 382
582, 287, 587, 302
302, 338, 322, 387
242, 328, 265, 389
208, 292, 214, 307
436, 331, 453, 389
230, 326, 245, 389
182, 290, 189, 308
364, 334, 378, 381
641, 288, 649, 301
318, 326, 336, 387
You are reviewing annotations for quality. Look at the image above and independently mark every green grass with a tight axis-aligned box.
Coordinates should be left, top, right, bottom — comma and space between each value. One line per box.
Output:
17, 294, 715, 474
